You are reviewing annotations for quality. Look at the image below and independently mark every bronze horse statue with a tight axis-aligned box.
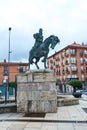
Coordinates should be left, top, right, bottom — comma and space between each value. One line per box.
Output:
28, 35, 60, 70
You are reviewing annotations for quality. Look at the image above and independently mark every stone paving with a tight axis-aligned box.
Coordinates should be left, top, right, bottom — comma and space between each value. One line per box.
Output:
0, 95, 87, 130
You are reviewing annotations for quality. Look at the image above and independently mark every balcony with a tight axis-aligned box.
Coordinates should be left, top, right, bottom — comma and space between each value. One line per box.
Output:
71, 58, 77, 64
72, 68, 77, 72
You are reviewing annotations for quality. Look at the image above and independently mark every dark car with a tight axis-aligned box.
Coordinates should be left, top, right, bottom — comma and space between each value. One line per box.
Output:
72, 90, 82, 98
72, 89, 87, 98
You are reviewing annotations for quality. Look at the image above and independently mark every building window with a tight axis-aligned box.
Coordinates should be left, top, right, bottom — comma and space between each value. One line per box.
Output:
66, 58, 70, 64
50, 66, 53, 70
62, 69, 65, 74
82, 74, 84, 81
80, 58, 84, 64
19, 66, 26, 73
70, 49, 76, 55
72, 74, 77, 79
54, 62, 55, 66
3, 76, 8, 83
66, 75, 71, 81
66, 67, 70, 73
80, 50, 83, 56
65, 50, 69, 56
84, 50, 87, 56
61, 52, 64, 58
71, 58, 76, 64
81, 66, 84, 73
4, 65, 8, 75
86, 67, 87, 73
85, 58, 87, 64
72, 74, 78, 79
61, 61, 64, 66
55, 63, 60, 67
50, 59, 53, 63
55, 56, 58, 61
71, 65, 77, 71
58, 55, 60, 60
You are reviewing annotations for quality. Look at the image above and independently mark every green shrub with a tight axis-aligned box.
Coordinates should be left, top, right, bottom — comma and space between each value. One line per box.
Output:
9, 81, 17, 88
68, 80, 82, 91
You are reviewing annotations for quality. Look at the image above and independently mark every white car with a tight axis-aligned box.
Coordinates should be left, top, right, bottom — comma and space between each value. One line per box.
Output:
76, 90, 87, 95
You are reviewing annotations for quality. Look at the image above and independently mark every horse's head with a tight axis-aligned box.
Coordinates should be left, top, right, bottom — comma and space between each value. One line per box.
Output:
50, 35, 60, 49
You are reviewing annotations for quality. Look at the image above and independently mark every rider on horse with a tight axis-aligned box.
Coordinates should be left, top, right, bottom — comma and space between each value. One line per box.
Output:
33, 28, 43, 49
29, 28, 60, 70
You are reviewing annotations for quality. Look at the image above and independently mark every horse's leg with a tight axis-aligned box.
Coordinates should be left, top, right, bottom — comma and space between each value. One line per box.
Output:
35, 58, 40, 69
28, 54, 33, 71
44, 59, 47, 69
35, 62, 39, 69
41, 52, 48, 69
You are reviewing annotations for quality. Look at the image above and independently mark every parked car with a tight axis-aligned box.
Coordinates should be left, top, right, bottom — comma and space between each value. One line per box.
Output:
0, 90, 2, 98
72, 89, 87, 98
81, 90, 87, 95
72, 90, 82, 98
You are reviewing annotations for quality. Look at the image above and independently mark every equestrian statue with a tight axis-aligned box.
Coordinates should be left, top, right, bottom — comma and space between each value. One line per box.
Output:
28, 28, 60, 70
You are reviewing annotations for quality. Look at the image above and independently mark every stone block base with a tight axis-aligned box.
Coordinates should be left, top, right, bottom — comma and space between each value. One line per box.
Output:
17, 69, 57, 113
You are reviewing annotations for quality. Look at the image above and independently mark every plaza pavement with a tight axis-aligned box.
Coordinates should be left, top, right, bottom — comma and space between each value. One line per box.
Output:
0, 95, 87, 130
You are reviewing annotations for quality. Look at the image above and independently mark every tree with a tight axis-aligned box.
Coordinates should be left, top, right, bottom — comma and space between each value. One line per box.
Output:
68, 80, 82, 92
9, 81, 17, 88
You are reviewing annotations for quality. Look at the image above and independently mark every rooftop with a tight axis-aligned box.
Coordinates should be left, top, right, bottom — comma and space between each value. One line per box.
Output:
48, 42, 87, 59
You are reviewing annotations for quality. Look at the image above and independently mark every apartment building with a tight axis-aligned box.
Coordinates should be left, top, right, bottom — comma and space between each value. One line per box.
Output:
0, 59, 28, 85
47, 42, 87, 82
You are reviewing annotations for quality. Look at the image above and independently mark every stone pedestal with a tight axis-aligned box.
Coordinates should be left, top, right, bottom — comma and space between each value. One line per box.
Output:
16, 69, 57, 113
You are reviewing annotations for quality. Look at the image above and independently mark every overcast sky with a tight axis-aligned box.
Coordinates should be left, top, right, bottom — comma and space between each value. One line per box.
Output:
0, 0, 87, 66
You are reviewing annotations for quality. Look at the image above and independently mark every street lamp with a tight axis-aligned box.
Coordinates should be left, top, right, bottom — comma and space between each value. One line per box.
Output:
6, 27, 12, 100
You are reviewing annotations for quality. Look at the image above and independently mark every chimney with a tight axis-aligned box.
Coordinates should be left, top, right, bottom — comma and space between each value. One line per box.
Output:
82, 42, 84, 45
74, 42, 76, 44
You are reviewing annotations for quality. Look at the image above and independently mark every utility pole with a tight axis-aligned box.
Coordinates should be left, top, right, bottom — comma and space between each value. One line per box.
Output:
6, 27, 12, 100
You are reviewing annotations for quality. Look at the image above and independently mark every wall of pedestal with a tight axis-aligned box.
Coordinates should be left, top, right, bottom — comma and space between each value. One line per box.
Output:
16, 69, 57, 113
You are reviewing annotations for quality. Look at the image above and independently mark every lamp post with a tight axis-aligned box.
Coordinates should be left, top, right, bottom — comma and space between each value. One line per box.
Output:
6, 27, 12, 100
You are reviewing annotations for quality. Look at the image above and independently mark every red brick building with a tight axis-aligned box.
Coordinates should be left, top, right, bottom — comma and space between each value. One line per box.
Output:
0, 59, 28, 84
47, 42, 87, 82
